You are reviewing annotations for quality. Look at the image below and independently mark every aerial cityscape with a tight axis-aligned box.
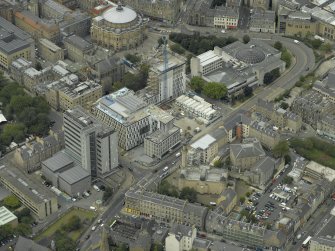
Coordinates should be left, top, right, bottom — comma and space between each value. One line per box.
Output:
0, 0, 334, 250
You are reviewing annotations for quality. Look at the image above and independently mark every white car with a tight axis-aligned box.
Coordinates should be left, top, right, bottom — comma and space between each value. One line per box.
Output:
221, 29, 226, 33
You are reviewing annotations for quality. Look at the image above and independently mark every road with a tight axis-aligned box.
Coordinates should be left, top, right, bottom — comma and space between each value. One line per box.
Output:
66, 28, 316, 250
77, 156, 181, 250
288, 198, 335, 251
189, 32, 315, 143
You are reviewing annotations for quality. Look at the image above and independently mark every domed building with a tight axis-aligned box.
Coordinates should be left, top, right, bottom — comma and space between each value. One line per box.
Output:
235, 46, 266, 65
90, 3, 148, 51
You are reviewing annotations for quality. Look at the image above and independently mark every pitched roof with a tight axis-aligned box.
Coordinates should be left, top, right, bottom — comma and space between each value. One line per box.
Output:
15, 236, 50, 251
230, 139, 265, 159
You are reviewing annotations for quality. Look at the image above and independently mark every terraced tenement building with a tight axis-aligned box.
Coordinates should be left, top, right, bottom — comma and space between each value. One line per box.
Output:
123, 0, 182, 23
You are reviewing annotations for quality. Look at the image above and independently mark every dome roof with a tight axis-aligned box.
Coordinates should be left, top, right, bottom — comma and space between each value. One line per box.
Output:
235, 46, 265, 64
102, 5, 137, 24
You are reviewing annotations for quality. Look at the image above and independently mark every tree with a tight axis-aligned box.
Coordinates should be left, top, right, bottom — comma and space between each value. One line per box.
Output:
157, 181, 178, 198
0, 225, 13, 241
170, 44, 185, 54
3, 195, 21, 209
246, 191, 251, 197
214, 159, 223, 168
284, 154, 291, 165
125, 54, 141, 65
103, 186, 113, 202
36, 62, 42, 71
15, 208, 31, 221
320, 43, 332, 53
282, 176, 293, 185
244, 86, 253, 97
274, 41, 283, 51
62, 215, 81, 232
239, 196, 246, 204
281, 50, 292, 68
54, 230, 77, 251
151, 244, 164, 251
202, 82, 227, 99
243, 35, 250, 44
280, 102, 289, 110
189, 76, 205, 93
15, 223, 32, 237
264, 68, 280, 85
179, 187, 197, 203
310, 39, 322, 49
116, 243, 128, 251
273, 140, 289, 158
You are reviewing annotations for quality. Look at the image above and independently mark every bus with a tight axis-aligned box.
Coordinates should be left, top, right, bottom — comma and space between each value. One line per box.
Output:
109, 220, 117, 229
302, 236, 312, 248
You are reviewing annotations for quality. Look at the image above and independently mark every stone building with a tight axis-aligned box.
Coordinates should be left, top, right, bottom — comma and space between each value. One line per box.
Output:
91, 3, 148, 51
188, 135, 218, 165
64, 35, 94, 62
291, 90, 334, 129
38, 38, 64, 63
230, 138, 266, 171
123, 0, 182, 23
249, 10, 276, 33
45, 77, 102, 111
0, 16, 35, 70
14, 11, 61, 43
189, 0, 239, 28
255, 98, 302, 133
14, 130, 65, 173
124, 189, 208, 228
165, 224, 197, 251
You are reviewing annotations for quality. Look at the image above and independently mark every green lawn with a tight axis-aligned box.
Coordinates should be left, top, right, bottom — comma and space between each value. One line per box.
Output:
35, 208, 96, 242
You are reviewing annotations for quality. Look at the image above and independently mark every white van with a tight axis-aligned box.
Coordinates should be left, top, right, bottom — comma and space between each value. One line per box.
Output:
210, 202, 217, 206
163, 166, 169, 172
294, 39, 300, 44
93, 185, 100, 192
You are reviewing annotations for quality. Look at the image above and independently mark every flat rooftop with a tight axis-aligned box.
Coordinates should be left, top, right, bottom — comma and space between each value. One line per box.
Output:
305, 161, 335, 182
197, 50, 222, 67
58, 165, 90, 185
42, 151, 74, 172
145, 126, 179, 143
0, 206, 17, 226
191, 134, 216, 150
95, 87, 148, 124
0, 165, 56, 204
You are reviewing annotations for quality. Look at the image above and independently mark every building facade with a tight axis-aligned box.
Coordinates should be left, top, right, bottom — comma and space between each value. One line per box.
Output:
38, 38, 64, 63
165, 224, 197, 251
249, 10, 276, 33
124, 189, 208, 228
144, 127, 180, 159
14, 11, 61, 43
91, 4, 148, 51
63, 106, 118, 177
14, 131, 65, 173
0, 16, 35, 69
64, 35, 94, 62
123, 0, 182, 23
0, 166, 58, 219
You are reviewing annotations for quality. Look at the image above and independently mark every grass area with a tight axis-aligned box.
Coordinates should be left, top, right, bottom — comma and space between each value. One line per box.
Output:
290, 137, 335, 169
35, 208, 96, 242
